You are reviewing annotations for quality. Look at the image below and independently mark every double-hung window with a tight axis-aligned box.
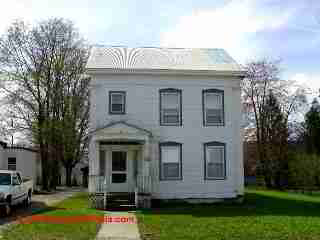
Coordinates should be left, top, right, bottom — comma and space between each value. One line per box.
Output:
203, 89, 224, 126
204, 142, 226, 180
160, 89, 182, 126
8, 157, 16, 171
109, 91, 126, 114
159, 142, 182, 180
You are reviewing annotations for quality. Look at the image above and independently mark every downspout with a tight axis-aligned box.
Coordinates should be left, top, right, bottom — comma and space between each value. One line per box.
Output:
134, 149, 139, 207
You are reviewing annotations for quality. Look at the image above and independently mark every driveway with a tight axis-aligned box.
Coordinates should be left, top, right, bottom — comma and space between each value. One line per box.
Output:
0, 187, 85, 231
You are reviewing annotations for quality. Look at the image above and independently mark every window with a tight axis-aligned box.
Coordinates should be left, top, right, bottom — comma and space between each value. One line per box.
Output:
112, 174, 127, 183
111, 151, 127, 183
17, 172, 22, 183
203, 89, 224, 126
109, 91, 126, 114
12, 174, 20, 185
8, 157, 16, 171
160, 89, 182, 126
0, 173, 11, 185
159, 142, 182, 180
204, 142, 226, 180
112, 152, 127, 171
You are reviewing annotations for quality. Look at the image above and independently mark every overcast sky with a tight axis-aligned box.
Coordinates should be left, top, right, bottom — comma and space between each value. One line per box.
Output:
0, 0, 319, 97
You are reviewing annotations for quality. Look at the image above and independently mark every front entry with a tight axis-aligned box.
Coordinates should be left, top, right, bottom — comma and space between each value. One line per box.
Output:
111, 151, 129, 192
100, 144, 141, 193
105, 147, 136, 192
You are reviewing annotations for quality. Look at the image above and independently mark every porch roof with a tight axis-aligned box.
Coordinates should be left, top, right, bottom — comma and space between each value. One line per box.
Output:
91, 121, 152, 142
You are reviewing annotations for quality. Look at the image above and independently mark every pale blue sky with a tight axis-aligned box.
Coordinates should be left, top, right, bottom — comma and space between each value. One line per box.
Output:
0, 0, 319, 95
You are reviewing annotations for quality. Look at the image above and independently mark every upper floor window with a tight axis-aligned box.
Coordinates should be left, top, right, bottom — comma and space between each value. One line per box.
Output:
8, 157, 16, 170
204, 142, 226, 180
159, 89, 182, 126
203, 89, 224, 126
159, 142, 182, 181
109, 91, 126, 114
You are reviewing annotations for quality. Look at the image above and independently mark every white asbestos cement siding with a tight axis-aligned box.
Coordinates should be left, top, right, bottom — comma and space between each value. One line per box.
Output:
89, 73, 243, 199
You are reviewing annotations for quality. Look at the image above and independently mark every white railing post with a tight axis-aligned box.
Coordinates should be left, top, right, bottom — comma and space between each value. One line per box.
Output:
135, 186, 138, 207
147, 176, 150, 194
142, 175, 145, 193
137, 174, 152, 195
103, 176, 107, 210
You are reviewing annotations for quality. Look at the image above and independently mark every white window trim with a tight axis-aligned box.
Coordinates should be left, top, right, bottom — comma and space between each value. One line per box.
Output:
8, 157, 16, 171
203, 89, 224, 126
109, 91, 126, 114
159, 142, 182, 181
160, 89, 182, 126
204, 142, 226, 180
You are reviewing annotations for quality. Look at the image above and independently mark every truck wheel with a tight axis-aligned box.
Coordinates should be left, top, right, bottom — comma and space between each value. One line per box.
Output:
3, 203, 11, 216
24, 193, 31, 207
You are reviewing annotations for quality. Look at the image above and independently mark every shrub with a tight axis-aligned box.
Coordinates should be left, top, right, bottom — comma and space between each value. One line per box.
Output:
72, 175, 78, 186
288, 153, 320, 190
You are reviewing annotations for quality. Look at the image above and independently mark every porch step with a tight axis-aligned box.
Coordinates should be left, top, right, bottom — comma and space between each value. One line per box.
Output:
105, 192, 136, 211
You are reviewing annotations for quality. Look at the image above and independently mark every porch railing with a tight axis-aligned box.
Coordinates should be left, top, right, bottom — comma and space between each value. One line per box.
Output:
137, 175, 152, 194
89, 174, 152, 194
89, 175, 107, 193
89, 174, 151, 209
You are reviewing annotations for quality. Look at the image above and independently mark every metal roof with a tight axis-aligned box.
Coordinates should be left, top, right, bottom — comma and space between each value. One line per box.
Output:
86, 46, 244, 75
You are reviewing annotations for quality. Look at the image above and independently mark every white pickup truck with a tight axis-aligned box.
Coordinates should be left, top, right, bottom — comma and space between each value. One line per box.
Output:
0, 170, 33, 215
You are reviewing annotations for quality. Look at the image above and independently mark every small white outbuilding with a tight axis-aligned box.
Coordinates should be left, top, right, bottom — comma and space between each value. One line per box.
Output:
0, 142, 40, 182
0, 141, 87, 187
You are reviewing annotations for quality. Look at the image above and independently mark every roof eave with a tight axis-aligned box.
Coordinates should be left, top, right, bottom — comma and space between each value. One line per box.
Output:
85, 68, 246, 78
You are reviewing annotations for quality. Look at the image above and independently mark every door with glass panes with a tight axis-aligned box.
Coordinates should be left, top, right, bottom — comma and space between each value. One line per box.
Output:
108, 150, 133, 192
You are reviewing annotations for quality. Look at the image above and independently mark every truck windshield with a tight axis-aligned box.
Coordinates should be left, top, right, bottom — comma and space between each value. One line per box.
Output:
0, 173, 11, 185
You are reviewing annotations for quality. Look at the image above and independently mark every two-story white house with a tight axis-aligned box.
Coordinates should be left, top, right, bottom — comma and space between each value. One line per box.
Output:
86, 46, 245, 208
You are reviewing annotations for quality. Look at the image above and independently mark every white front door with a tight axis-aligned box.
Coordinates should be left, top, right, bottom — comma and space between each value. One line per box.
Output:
109, 150, 130, 192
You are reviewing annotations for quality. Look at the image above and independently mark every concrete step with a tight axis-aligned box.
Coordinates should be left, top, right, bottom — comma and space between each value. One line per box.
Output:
119, 204, 136, 207
106, 206, 136, 211
106, 194, 135, 209
111, 199, 131, 202
91, 192, 137, 210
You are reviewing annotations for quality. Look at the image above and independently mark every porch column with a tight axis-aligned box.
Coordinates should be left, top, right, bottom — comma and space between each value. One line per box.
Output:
141, 137, 152, 194
89, 139, 99, 192
143, 138, 151, 176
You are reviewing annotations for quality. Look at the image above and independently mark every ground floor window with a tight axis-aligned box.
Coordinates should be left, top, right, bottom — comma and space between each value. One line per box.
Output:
204, 142, 226, 180
159, 142, 182, 180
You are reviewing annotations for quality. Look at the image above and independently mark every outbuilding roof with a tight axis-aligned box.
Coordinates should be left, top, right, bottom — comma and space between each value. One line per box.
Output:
86, 46, 245, 76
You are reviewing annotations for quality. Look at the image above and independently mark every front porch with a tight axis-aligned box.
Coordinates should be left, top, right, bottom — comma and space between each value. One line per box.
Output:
88, 121, 154, 209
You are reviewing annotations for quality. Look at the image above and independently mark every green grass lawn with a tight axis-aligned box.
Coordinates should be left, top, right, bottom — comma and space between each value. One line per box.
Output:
2, 192, 105, 240
137, 189, 320, 240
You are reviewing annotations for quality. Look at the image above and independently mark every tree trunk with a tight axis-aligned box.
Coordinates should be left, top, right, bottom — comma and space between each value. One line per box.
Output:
264, 172, 273, 188
256, 129, 266, 187
49, 157, 60, 190
40, 146, 49, 191
39, 120, 50, 191
65, 166, 72, 187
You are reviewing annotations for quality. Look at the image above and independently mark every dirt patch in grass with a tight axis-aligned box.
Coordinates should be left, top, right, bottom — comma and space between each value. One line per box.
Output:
2, 192, 105, 240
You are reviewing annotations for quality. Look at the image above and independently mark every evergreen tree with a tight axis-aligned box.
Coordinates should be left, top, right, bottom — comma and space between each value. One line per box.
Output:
305, 98, 320, 155
263, 91, 288, 188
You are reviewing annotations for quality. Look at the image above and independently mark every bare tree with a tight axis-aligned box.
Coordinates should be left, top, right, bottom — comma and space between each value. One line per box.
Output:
0, 19, 89, 190
60, 76, 90, 186
242, 59, 307, 187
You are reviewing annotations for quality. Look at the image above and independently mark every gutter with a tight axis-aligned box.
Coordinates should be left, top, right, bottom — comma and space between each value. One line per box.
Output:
86, 68, 246, 78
